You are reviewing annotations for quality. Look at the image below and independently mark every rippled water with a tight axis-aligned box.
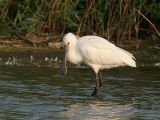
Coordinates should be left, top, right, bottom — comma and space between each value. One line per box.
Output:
0, 49, 160, 120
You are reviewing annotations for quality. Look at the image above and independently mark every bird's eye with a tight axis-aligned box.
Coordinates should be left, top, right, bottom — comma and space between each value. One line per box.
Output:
67, 42, 70, 45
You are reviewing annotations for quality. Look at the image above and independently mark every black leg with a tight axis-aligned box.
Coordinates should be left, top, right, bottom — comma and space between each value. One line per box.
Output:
98, 71, 102, 88
91, 73, 100, 98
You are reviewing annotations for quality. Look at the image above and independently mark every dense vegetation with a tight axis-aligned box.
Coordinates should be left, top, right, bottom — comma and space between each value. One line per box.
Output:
0, 0, 159, 45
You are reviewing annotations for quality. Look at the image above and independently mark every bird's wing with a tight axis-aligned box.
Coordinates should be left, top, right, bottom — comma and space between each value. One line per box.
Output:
78, 36, 136, 67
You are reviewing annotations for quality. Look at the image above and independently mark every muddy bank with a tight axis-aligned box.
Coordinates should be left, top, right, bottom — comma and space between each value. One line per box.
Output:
0, 33, 159, 49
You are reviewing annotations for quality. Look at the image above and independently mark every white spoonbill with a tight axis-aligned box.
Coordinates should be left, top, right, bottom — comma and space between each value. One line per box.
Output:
61, 33, 136, 98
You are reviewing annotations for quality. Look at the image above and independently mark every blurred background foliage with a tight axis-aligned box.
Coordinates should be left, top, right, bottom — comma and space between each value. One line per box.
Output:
0, 0, 159, 44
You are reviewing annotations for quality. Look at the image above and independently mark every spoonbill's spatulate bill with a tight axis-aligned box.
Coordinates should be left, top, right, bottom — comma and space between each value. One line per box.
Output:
61, 33, 136, 98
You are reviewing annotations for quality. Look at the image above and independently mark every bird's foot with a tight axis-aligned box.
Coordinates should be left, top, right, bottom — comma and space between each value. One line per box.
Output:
91, 87, 96, 96
91, 88, 102, 99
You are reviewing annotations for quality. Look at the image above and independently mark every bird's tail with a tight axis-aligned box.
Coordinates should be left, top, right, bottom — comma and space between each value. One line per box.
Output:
117, 47, 136, 67
127, 58, 136, 67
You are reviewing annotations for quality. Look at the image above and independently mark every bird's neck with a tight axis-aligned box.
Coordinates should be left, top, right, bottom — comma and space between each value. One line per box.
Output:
67, 46, 82, 64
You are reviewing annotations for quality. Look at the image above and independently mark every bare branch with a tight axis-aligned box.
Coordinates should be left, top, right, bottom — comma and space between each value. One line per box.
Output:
136, 9, 160, 37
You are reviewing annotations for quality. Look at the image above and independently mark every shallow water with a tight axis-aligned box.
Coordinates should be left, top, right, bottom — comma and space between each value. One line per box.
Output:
0, 49, 160, 120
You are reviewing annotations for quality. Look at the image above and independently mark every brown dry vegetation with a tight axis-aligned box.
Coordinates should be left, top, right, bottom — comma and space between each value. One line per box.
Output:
0, 0, 159, 48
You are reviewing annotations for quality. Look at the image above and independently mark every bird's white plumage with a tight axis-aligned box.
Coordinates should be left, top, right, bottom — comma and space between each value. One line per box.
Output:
63, 33, 136, 73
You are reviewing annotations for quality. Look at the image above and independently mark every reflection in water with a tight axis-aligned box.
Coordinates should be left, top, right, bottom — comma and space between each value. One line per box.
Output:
65, 101, 135, 120
0, 55, 160, 68
0, 56, 61, 68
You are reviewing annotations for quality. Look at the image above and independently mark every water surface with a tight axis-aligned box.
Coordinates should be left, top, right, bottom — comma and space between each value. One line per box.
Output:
0, 48, 160, 120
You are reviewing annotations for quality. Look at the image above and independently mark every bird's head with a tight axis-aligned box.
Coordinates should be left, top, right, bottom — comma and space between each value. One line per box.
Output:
62, 32, 77, 47
60, 33, 78, 75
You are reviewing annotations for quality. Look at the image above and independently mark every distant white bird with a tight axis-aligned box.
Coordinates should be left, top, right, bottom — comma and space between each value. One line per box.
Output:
61, 33, 136, 98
